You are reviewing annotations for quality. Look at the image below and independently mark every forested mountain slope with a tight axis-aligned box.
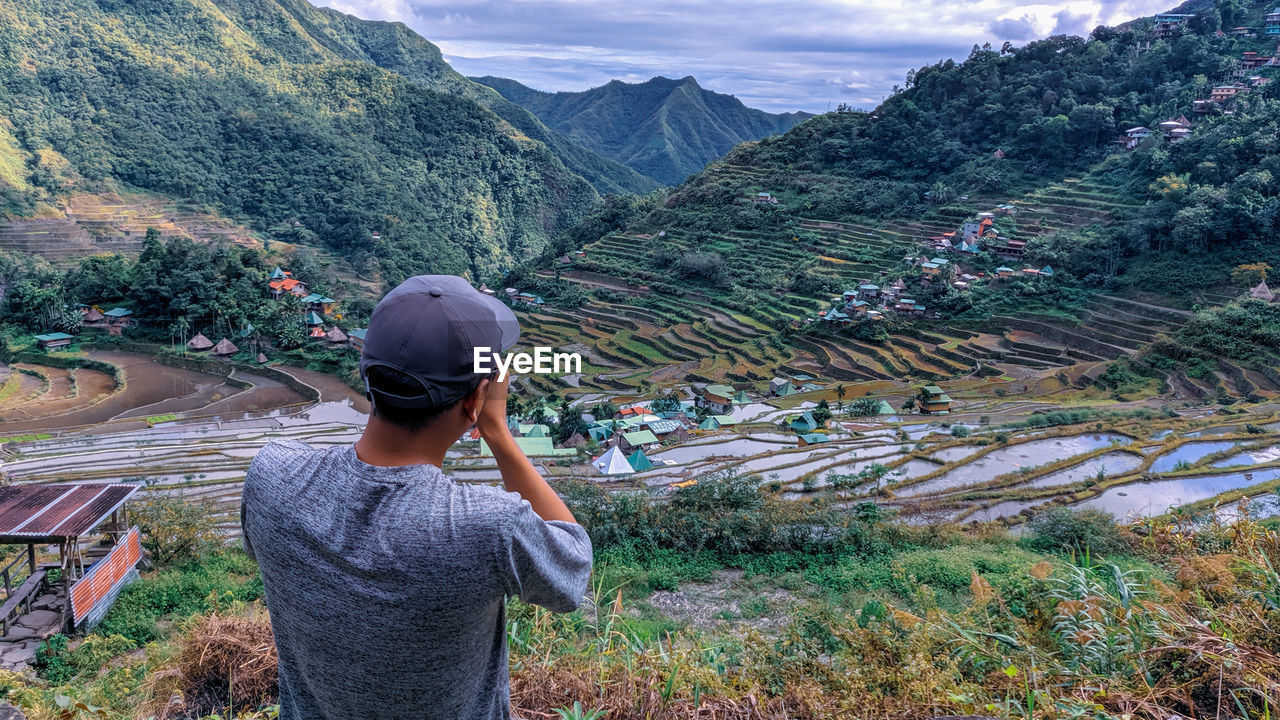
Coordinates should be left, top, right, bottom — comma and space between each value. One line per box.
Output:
475, 75, 812, 185
599, 0, 1280, 293
0, 0, 637, 284
250, 0, 659, 195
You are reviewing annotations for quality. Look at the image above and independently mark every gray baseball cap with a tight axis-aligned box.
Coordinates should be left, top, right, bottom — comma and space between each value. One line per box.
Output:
359, 275, 520, 409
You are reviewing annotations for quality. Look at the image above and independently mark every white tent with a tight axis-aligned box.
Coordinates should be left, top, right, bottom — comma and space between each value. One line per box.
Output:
591, 446, 635, 475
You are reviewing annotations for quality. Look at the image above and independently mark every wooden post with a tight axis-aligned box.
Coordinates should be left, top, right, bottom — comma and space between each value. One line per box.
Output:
26, 544, 35, 577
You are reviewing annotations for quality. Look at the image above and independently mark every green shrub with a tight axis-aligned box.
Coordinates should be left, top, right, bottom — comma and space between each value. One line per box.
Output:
131, 493, 223, 566
34, 633, 72, 683
95, 551, 261, 645
1022, 507, 1128, 556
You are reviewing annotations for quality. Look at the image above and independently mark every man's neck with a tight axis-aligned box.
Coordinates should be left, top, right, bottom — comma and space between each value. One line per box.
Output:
354, 415, 454, 468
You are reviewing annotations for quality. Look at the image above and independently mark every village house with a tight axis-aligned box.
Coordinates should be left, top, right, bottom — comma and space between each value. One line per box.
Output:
769, 377, 795, 397
697, 384, 736, 414
82, 307, 106, 325
857, 283, 880, 300
996, 266, 1015, 279
1231, 26, 1256, 37
301, 293, 337, 315
34, 332, 74, 350
788, 411, 821, 433
1159, 117, 1193, 143
995, 237, 1027, 259
349, 328, 367, 351
514, 292, 545, 308
753, 192, 778, 205
324, 326, 348, 345
186, 332, 214, 352
643, 418, 689, 443
269, 277, 307, 298
478, 284, 495, 296
1192, 100, 1215, 115
822, 308, 852, 324
1150, 12, 1193, 38
797, 433, 830, 447
212, 338, 238, 356
1210, 84, 1248, 104
100, 308, 133, 335
1250, 281, 1276, 301
1268, 7, 1280, 34
619, 430, 659, 452
918, 385, 952, 414
920, 262, 942, 281
1121, 127, 1152, 150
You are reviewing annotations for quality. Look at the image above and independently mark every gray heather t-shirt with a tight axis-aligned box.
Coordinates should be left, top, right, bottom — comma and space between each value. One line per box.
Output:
241, 439, 593, 720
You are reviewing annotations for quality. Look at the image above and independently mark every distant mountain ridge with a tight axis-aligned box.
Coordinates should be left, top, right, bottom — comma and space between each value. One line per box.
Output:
232, 0, 660, 196
474, 75, 813, 185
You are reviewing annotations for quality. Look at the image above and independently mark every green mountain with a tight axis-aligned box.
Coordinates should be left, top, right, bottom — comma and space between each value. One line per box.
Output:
272, 3, 659, 196
474, 75, 813, 185
579, 2, 1280, 295
0, 0, 652, 284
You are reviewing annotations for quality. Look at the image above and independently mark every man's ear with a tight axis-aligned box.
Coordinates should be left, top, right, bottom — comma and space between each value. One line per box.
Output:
461, 378, 490, 424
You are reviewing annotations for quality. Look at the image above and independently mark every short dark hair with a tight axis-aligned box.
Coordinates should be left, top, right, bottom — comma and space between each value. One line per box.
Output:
364, 365, 476, 432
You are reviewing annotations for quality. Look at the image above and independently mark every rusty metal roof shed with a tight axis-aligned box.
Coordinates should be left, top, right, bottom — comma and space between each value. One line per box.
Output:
0, 484, 140, 543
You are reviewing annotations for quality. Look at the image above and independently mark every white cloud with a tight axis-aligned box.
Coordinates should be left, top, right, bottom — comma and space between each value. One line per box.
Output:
321, 0, 1172, 113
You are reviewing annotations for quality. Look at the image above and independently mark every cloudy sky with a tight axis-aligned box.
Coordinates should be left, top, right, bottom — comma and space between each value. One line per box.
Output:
322, 0, 1173, 113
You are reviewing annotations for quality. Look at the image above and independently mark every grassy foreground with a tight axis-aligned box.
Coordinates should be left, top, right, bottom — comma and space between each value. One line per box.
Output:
4, 476, 1279, 719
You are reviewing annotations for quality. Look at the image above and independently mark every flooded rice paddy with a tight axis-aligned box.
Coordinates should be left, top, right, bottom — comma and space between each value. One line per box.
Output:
3, 352, 1280, 530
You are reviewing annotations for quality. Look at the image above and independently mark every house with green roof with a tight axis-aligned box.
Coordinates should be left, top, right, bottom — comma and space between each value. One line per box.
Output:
710, 415, 738, 426
697, 384, 736, 414
587, 426, 613, 443
480, 437, 574, 457
919, 385, 952, 414
798, 433, 830, 447
788, 411, 820, 433
304, 311, 324, 326
876, 400, 896, 415
349, 328, 367, 351
732, 390, 750, 404
620, 430, 659, 451
518, 423, 551, 437
34, 332, 74, 350
626, 449, 654, 471
269, 267, 288, 280
697, 417, 721, 431
769, 377, 795, 397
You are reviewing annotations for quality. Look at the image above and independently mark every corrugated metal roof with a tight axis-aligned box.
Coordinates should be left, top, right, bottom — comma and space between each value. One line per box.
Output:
0, 484, 139, 541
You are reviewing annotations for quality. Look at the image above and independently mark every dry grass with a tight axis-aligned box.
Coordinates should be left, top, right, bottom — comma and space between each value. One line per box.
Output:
141, 609, 277, 720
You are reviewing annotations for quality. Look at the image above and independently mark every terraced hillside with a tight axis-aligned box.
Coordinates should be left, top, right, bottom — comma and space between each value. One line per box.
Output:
521, 151, 1270, 409
0, 192, 259, 266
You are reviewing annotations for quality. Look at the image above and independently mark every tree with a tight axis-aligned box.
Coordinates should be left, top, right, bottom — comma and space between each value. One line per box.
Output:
651, 395, 681, 414
812, 398, 833, 426
1232, 263, 1271, 287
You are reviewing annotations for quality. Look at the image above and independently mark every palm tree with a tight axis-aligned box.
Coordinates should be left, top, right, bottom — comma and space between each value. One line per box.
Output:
836, 383, 846, 413
176, 316, 191, 353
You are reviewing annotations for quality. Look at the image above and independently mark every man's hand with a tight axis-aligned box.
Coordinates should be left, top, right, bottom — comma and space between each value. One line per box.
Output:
476, 374, 510, 439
